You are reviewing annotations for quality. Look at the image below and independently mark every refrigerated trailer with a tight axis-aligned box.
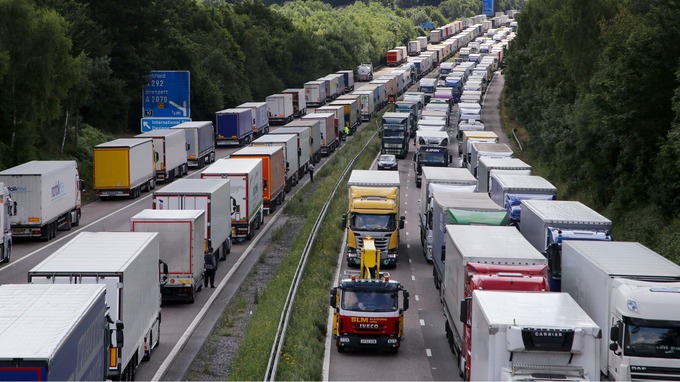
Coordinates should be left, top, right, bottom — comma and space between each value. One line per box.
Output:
135, 128, 188, 182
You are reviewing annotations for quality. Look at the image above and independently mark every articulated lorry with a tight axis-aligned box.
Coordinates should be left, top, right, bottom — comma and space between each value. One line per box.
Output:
468, 290, 601, 381
489, 174, 557, 224
253, 133, 300, 190
0, 160, 81, 241
413, 131, 453, 187
442, 225, 548, 378
282, 88, 307, 118
135, 128, 188, 182
131, 209, 206, 303
94, 138, 156, 198
272, 126, 312, 175
330, 237, 409, 353
303, 112, 338, 156
467, 142, 513, 177
284, 120, 321, 164
215, 108, 254, 146
520, 200, 612, 291
343, 170, 404, 268
266, 94, 295, 125
430, 192, 508, 289
357, 63, 374, 82
230, 146, 286, 213
303, 81, 327, 107
237, 102, 269, 137
171, 121, 216, 168
562, 240, 680, 381
153, 178, 233, 260
28, 232, 164, 381
0, 284, 109, 381
381, 112, 410, 159
476, 156, 531, 193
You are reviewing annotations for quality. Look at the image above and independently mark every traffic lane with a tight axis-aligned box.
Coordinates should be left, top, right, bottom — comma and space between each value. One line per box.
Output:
480, 72, 510, 147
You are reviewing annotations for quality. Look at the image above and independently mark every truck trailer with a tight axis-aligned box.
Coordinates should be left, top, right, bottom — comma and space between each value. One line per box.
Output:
266, 94, 295, 125
28, 232, 163, 381
467, 142, 513, 177
489, 174, 557, 223
201, 158, 263, 240
253, 133, 301, 190
476, 156, 531, 193
230, 146, 286, 214
131, 209, 206, 303
171, 121, 216, 168
271, 126, 312, 176
282, 88, 307, 118
215, 108, 254, 146
562, 240, 680, 381
284, 119, 321, 164
303, 81, 327, 107
0, 161, 81, 241
94, 138, 156, 198
237, 101, 270, 137
153, 178, 233, 259
0, 284, 109, 381
303, 112, 338, 156
135, 128, 188, 182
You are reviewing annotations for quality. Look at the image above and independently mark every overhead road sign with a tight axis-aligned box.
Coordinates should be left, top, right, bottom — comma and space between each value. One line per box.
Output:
143, 70, 190, 118
420, 23, 435, 30
141, 117, 191, 132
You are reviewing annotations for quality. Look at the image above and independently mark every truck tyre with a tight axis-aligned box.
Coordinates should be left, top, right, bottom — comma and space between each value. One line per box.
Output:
0, 244, 8, 263
72, 210, 81, 227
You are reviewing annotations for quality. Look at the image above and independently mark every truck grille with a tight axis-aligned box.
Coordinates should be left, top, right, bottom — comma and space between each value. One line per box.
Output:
355, 232, 390, 253
353, 322, 385, 332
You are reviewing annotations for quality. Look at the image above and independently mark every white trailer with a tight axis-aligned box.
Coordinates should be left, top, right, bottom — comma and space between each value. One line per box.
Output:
562, 240, 680, 380
201, 159, 263, 240
131, 209, 206, 303
417, 36, 428, 51
304, 81, 326, 107
282, 88, 307, 117
284, 119, 322, 164
468, 142, 513, 177
489, 174, 557, 223
171, 121, 216, 168
267, 94, 295, 125
470, 290, 601, 381
419, 167, 477, 238
408, 40, 421, 56
135, 128, 188, 182
477, 157, 531, 193
352, 91, 376, 121
253, 133, 301, 186
237, 101, 270, 136
272, 126, 312, 176
0, 160, 82, 241
28, 232, 162, 381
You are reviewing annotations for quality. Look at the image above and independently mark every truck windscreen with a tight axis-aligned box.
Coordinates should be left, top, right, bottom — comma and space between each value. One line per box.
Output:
418, 151, 448, 165
342, 290, 397, 312
351, 213, 395, 231
624, 317, 680, 359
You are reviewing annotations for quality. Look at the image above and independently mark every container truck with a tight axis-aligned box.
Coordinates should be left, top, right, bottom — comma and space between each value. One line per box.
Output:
467, 142, 513, 177
380, 112, 410, 159
131, 209, 206, 303
215, 108, 253, 146
171, 121, 216, 168
476, 157, 531, 193
413, 132, 453, 188
336, 70, 355, 92
153, 178, 233, 259
230, 146, 286, 214
330, 237, 409, 354
342, 170, 405, 268
467, 290, 601, 381
200, 159, 263, 240
429, 193, 508, 288
520, 200, 612, 291
408, 40, 421, 56
237, 101, 269, 136
386, 49, 404, 67
417, 36, 428, 51
303, 81, 327, 107
562, 241, 680, 381
0, 284, 109, 381
442, 225, 549, 379
266, 94, 295, 125
489, 174, 557, 223
357, 63, 374, 82
304, 112, 338, 155
94, 138, 156, 199
28, 232, 164, 381
315, 105, 344, 139
285, 119, 321, 164
135, 128, 188, 182
253, 133, 300, 189
281, 88, 307, 117
272, 126, 312, 176
0, 161, 80, 242
418, 78, 437, 103
351, 90, 376, 121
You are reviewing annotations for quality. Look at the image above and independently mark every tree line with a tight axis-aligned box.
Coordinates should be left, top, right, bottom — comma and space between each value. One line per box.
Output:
503, 0, 680, 262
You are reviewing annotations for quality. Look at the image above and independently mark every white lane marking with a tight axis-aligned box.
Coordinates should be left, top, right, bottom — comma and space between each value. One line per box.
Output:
415, 295, 420, 301
420, 319, 425, 326
426, 349, 432, 357
405, 232, 409, 235
407, 244, 411, 249
408, 258, 412, 264
411, 275, 416, 281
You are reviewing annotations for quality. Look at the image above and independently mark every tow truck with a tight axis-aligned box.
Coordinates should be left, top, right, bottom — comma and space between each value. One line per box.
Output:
330, 237, 409, 353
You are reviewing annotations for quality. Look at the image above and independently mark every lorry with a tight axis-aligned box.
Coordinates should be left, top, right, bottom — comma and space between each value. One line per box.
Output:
304, 112, 338, 155
562, 240, 680, 381
131, 209, 206, 303
429, 192, 508, 288
476, 156, 531, 193
467, 290, 601, 381
253, 133, 301, 189
315, 105, 344, 140
237, 101, 269, 137
303, 81, 327, 107
153, 178, 233, 258
413, 132, 453, 188
418, 78, 437, 103
394, 101, 419, 137
380, 112, 410, 159
408, 40, 421, 56
342, 170, 405, 268
467, 142, 513, 177
442, 225, 549, 379
330, 237, 409, 353
351, 90, 376, 121
135, 128, 189, 182
0, 284, 109, 381
272, 126, 312, 177
0, 161, 79, 242
284, 119, 322, 164
28, 231, 164, 381
336, 70, 355, 92
230, 146, 286, 213
200, 159, 263, 240
329, 99, 360, 133
417, 36, 428, 51
94, 138, 156, 199
171, 121, 216, 168
281, 88, 307, 118
357, 62, 374, 82
266, 94, 295, 125
520, 200, 612, 291
489, 174, 557, 224
215, 108, 253, 146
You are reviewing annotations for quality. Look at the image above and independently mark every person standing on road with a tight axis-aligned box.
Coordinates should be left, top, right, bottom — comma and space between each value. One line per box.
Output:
204, 253, 217, 288
345, 125, 350, 139
308, 163, 315, 182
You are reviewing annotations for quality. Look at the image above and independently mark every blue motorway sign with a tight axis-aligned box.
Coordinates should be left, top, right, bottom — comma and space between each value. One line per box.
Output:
482, 0, 495, 17
141, 117, 191, 132
420, 22, 435, 30
143, 71, 190, 118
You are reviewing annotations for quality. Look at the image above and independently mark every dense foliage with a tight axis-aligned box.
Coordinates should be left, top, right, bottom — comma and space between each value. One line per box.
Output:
504, 0, 680, 261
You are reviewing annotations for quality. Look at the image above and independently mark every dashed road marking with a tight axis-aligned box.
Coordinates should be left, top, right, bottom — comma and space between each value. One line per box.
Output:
415, 295, 420, 301
420, 319, 425, 326
407, 244, 411, 249
411, 275, 416, 281
426, 349, 432, 357
408, 258, 412, 263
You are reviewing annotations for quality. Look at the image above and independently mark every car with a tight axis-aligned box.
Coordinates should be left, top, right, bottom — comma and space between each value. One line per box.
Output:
377, 154, 398, 170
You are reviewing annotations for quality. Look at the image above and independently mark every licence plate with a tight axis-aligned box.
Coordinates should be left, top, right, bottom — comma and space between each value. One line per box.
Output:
360, 339, 377, 344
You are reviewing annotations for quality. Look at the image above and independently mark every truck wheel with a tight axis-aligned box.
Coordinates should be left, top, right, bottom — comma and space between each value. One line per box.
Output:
150, 178, 156, 190
72, 210, 81, 227
0, 244, 8, 263
255, 215, 261, 230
